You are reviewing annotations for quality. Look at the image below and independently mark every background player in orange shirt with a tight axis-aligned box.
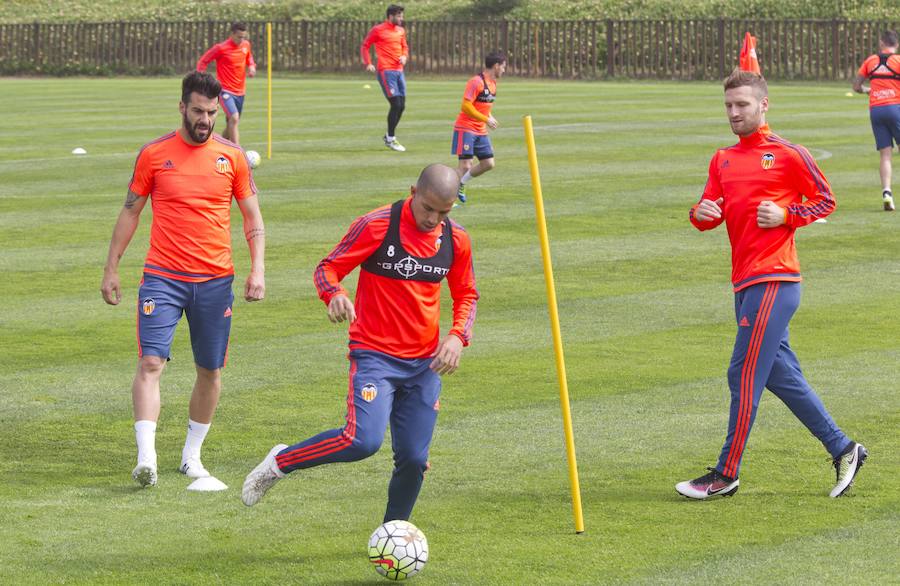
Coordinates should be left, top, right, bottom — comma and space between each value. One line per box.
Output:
452, 51, 506, 203
853, 30, 900, 211
677, 69, 866, 500
101, 71, 266, 488
242, 165, 478, 525
197, 22, 257, 146
361, 5, 409, 152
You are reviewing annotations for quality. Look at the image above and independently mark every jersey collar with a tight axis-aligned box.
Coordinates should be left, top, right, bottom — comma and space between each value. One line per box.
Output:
738, 123, 771, 147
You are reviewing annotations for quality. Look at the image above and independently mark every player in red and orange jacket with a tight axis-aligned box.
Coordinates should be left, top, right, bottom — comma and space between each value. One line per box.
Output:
677, 69, 866, 501
361, 4, 410, 151
243, 165, 478, 523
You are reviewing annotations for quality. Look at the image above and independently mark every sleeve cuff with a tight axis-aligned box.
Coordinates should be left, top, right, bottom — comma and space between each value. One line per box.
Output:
449, 330, 469, 347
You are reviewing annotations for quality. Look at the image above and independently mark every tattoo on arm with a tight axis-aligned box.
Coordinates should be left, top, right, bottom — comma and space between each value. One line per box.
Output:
124, 192, 139, 209
246, 228, 265, 241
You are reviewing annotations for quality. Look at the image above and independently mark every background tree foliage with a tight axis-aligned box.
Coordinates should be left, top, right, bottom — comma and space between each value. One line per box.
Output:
2, 0, 898, 23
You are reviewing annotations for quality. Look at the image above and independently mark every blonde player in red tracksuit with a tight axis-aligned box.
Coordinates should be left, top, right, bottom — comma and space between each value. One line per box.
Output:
452, 51, 507, 203
676, 69, 867, 500
197, 22, 256, 146
361, 4, 409, 151
242, 164, 478, 523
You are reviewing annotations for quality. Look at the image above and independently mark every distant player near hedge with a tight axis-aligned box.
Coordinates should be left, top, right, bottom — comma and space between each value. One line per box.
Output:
361, 4, 409, 152
853, 29, 900, 211
197, 22, 257, 146
677, 68, 867, 500
452, 51, 506, 203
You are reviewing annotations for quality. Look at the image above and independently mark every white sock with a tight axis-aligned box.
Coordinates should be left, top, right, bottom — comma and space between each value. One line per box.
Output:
386, 135, 395, 141
134, 420, 157, 465
182, 419, 211, 463
460, 170, 473, 184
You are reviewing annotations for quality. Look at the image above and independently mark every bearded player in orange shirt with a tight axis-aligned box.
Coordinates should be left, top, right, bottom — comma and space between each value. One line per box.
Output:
452, 51, 506, 203
242, 165, 478, 524
197, 22, 257, 146
361, 5, 409, 152
101, 71, 265, 488
676, 69, 866, 500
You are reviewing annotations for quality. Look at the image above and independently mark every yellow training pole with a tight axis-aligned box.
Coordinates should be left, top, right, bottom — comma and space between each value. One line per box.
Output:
523, 115, 585, 534
266, 22, 272, 159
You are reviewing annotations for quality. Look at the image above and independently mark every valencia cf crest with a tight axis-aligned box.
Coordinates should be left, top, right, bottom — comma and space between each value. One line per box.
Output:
142, 298, 156, 316
215, 156, 231, 173
761, 152, 775, 170
361, 383, 378, 402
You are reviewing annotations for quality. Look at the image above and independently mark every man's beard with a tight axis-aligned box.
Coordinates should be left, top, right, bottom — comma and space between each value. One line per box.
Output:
183, 114, 214, 143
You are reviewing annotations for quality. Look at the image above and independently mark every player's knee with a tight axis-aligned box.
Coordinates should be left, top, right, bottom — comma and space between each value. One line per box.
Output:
726, 364, 743, 392
394, 449, 428, 472
138, 355, 166, 376
228, 112, 240, 124
482, 158, 496, 171
195, 365, 222, 385
352, 434, 383, 459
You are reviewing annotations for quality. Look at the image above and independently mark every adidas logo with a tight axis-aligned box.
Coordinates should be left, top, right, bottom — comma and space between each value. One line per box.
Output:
163, 159, 175, 169
739, 316, 750, 327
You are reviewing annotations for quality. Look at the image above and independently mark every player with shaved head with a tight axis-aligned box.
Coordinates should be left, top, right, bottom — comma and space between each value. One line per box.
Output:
243, 164, 478, 523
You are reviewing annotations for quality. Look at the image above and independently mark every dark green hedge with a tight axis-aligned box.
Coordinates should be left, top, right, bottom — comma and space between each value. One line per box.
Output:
3, 0, 898, 24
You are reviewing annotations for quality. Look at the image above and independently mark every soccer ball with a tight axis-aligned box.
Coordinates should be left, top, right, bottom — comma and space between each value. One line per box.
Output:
246, 150, 261, 169
368, 520, 428, 580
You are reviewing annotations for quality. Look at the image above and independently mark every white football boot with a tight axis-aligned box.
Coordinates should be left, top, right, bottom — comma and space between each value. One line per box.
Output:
180, 457, 211, 479
830, 442, 867, 497
242, 444, 288, 506
132, 460, 158, 488
384, 136, 406, 152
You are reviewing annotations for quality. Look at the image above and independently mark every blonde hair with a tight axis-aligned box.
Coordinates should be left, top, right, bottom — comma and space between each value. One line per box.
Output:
723, 68, 768, 98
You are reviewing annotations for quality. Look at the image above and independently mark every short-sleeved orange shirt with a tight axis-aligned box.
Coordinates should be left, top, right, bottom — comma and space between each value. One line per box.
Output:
454, 74, 497, 135
858, 53, 900, 108
129, 131, 256, 282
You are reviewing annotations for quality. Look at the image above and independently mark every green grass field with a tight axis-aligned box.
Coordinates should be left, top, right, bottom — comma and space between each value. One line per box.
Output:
1, 75, 898, 584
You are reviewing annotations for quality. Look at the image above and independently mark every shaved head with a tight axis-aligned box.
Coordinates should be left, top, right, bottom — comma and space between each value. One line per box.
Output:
416, 164, 460, 203
410, 164, 459, 232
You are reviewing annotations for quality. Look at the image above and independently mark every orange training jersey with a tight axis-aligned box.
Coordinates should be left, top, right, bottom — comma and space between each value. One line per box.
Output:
129, 131, 257, 282
314, 198, 478, 359
858, 53, 900, 108
197, 38, 255, 95
689, 124, 835, 292
454, 73, 497, 135
360, 21, 408, 72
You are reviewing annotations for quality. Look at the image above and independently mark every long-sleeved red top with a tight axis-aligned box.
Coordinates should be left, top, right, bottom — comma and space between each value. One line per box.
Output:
690, 124, 836, 292
315, 198, 478, 359
360, 21, 408, 71
197, 38, 255, 95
